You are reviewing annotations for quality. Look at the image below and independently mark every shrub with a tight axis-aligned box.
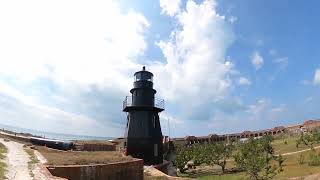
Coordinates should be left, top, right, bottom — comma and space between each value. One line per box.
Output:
308, 152, 320, 166
234, 136, 284, 180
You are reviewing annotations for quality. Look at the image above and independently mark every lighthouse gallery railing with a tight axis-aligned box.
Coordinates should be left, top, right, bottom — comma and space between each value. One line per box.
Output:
123, 96, 165, 110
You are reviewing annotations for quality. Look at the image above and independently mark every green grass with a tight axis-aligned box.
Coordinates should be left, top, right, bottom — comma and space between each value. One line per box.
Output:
36, 146, 133, 165
24, 147, 39, 177
272, 137, 320, 154
198, 173, 246, 180
177, 136, 320, 179
0, 143, 7, 179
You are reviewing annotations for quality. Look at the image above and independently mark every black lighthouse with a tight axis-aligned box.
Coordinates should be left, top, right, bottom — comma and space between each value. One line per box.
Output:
123, 66, 164, 165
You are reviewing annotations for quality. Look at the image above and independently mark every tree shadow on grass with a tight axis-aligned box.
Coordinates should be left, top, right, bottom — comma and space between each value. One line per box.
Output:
179, 166, 243, 179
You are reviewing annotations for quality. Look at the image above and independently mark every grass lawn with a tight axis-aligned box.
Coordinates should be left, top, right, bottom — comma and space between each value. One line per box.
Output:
178, 136, 320, 179
36, 146, 133, 165
199, 173, 246, 180
0, 142, 7, 179
272, 136, 320, 154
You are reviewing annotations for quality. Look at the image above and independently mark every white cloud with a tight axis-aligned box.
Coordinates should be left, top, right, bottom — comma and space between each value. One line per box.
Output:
0, 0, 150, 136
0, 0, 149, 91
314, 68, 320, 86
0, 81, 110, 136
228, 16, 238, 24
238, 77, 251, 86
156, 0, 234, 105
273, 57, 288, 70
0, 0, 240, 136
251, 51, 264, 70
301, 80, 311, 85
159, 0, 181, 16
247, 99, 287, 122
247, 99, 269, 117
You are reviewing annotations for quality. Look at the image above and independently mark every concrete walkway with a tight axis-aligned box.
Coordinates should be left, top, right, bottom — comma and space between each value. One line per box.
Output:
0, 138, 32, 180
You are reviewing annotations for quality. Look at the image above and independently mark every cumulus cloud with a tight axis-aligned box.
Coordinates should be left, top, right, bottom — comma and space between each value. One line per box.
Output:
156, 0, 234, 101
0, 0, 150, 136
251, 51, 264, 70
0, 0, 240, 137
238, 77, 251, 86
159, 0, 181, 16
314, 68, 320, 86
0, 0, 148, 89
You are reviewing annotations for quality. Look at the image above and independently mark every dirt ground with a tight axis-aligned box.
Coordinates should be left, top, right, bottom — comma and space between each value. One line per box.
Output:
36, 146, 133, 165
0, 138, 32, 180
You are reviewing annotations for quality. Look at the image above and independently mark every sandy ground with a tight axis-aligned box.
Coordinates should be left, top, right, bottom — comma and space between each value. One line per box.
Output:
281, 145, 320, 156
0, 138, 32, 180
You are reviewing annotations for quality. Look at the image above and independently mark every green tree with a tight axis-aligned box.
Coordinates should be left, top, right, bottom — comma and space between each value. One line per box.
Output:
208, 142, 234, 173
234, 136, 284, 180
296, 131, 320, 149
174, 145, 193, 173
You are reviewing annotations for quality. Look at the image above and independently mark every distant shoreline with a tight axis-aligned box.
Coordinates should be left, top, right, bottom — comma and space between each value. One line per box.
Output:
0, 123, 114, 141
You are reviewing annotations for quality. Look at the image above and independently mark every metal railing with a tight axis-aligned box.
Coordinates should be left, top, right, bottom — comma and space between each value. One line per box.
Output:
123, 96, 165, 110
155, 97, 165, 109
123, 96, 132, 110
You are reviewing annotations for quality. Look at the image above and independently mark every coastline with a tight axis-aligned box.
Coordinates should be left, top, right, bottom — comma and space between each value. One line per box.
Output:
0, 123, 113, 141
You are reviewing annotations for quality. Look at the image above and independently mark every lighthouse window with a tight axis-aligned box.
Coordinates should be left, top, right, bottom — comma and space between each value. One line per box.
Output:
135, 73, 141, 81
154, 144, 158, 156
153, 116, 156, 128
147, 76, 153, 82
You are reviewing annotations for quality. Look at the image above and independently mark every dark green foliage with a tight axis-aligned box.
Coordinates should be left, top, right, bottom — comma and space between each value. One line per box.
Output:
296, 130, 320, 149
174, 142, 234, 173
208, 142, 234, 173
174, 145, 195, 173
233, 136, 284, 180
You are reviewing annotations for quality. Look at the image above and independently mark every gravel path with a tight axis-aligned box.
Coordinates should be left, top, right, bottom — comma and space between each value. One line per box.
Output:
281, 145, 320, 156
0, 139, 32, 180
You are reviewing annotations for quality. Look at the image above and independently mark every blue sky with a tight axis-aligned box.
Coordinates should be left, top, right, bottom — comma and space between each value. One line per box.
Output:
0, 0, 319, 137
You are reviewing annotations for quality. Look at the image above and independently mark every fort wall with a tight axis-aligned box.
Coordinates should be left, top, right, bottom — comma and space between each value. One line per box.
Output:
173, 119, 320, 146
47, 159, 143, 180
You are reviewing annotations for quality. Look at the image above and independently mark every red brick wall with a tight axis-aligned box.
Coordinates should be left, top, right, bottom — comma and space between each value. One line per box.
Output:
47, 159, 143, 180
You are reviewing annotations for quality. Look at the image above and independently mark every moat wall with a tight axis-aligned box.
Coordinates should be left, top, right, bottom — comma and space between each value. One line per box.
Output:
47, 159, 143, 180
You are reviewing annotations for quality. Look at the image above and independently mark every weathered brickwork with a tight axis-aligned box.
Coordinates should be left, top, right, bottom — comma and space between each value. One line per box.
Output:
47, 159, 143, 180
174, 119, 320, 146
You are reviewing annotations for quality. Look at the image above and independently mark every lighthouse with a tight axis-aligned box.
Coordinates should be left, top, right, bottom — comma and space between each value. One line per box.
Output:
123, 66, 164, 165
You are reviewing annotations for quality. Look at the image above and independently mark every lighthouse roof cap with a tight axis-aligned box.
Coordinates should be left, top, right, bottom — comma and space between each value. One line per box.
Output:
134, 66, 153, 76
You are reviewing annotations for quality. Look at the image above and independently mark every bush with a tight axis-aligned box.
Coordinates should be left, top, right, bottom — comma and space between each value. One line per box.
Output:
174, 145, 195, 172
308, 152, 320, 166
234, 136, 284, 180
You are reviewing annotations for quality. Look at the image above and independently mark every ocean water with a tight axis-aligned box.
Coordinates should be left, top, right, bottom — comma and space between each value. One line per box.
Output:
0, 124, 113, 141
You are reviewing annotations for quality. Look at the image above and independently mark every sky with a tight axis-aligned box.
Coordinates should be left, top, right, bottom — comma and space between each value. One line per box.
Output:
0, 0, 319, 138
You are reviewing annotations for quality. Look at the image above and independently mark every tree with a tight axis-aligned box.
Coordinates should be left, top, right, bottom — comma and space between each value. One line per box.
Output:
174, 142, 234, 173
296, 130, 320, 149
234, 136, 284, 180
174, 145, 194, 173
208, 142, 234, 173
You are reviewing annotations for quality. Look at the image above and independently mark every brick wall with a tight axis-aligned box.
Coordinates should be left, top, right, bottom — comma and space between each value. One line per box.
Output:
47, 159, 143, 180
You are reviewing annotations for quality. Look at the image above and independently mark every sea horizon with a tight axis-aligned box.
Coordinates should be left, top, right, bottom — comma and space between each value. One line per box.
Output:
0, 123, 114, 141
